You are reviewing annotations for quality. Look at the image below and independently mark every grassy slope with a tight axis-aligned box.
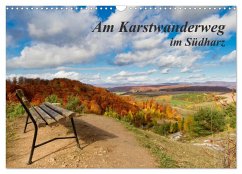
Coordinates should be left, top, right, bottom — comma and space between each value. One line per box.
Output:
119, 120, 224, 168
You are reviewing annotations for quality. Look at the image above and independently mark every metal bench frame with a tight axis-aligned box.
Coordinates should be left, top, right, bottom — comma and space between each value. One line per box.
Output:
16, 90, 81, 165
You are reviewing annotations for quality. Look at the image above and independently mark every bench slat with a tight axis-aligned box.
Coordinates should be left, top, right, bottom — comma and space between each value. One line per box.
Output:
34, 106, 57, 125
44, 102, 76, 118
40, 104, 66, 122
29, 107, 47, 127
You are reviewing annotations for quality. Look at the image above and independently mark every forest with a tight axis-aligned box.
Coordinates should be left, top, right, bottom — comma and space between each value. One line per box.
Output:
6, 77, 138, 115
7, 77, 182, 132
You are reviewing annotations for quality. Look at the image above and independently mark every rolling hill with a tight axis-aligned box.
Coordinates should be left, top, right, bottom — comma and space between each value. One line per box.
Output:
6, 78, 139, 115
109, 81, 236, 93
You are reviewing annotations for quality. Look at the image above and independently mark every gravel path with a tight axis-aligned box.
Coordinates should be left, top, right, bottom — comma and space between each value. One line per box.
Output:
6, 114, 157, 168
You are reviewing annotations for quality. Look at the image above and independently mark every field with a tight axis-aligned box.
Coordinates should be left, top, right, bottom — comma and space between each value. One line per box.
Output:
128, 92, 230, 117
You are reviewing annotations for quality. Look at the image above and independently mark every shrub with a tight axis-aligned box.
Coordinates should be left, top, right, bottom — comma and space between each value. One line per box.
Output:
89, 100, 102, 114
183, 115, 194, 133
153, 122, 171, 136
6, 103, 25, 120
224, 103, 236, 128
123, 111, 134, 123
147, 119, 158, 128
45, 94, 62, 104
170, 122, 179, 133
132, 111, 146, 127
66, 95, 84, 113
104, 107, 120, 119
193, 107, 226, 136
179, 117, 185, 131
45, 94, 56, 103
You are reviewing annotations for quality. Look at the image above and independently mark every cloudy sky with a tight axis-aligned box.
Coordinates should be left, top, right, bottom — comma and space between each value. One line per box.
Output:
6, 6, 236, 87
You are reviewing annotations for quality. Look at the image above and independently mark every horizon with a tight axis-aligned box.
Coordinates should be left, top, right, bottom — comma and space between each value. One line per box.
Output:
6, 76, 236, 88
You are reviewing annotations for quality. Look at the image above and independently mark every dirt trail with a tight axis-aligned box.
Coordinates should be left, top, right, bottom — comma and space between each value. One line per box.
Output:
6, 114, 157, 168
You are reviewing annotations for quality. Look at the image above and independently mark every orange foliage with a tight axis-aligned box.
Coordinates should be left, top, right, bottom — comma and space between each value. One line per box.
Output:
137, 99, 181, 121
6, 78, 139, 115
6, 78, 181, 121
89, 100, 102, 115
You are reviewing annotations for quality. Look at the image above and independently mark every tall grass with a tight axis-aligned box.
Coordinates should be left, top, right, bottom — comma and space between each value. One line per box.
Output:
6, 103, 25, 120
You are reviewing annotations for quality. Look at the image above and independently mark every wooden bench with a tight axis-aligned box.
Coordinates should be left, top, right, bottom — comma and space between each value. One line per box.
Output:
16, 89, 81, 164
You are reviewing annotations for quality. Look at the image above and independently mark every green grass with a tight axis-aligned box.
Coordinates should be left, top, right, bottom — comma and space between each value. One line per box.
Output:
6, 103, 26, 142
171, 99, 193, 108
172, 93, 215, 103
6, 103, 25, 120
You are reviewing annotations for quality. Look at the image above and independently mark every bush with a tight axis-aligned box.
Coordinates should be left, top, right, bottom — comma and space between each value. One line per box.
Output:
104, 107, 120, 119
7, 103, 25, 120
89, 100, 102, 114
153, 122, 171, 136
193, 107, 226, 136
123, 111, 134, 123
66, 95, 84, 113
147, 119, 158, 128
45, 94, 62, 104
133, 111, 146, 127
183, 115, 194, 133
170, 122, 179, 133
224, 103, 236, 128
179, 117, 185, 131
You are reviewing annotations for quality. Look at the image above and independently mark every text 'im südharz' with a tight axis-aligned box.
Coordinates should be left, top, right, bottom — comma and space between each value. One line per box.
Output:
92, 21, 225, 36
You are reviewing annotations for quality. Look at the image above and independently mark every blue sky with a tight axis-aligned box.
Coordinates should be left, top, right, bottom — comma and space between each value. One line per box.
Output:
6, 6, 236, 87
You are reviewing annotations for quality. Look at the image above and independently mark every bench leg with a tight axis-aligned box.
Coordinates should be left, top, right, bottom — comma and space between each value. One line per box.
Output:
27, 125, 38, 165
23, 114, 30, 133
70, 118, 81, 149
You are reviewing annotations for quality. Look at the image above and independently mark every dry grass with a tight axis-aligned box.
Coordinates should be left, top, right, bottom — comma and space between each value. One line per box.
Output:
122, 120, 226, 168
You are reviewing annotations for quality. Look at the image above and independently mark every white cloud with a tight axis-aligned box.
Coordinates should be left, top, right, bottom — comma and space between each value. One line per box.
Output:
113, 10, 236, 73
180, 67, 190, 73
6, 71, 101, 83
27, 9, 98, 45
188, 73, 205, 79
167, 76, 181, 82
55, 66, 116, 71
6, 8, 174, 69
106, 69, 157, 84
114, 43, 203, 72
175, 10, 236, 41
109, 69, 156, 78
161, 68, 170, 74
132, 33, 167, 49
7, 43, 99, 68
7, 9, 128, 69
220, 50, 236, 62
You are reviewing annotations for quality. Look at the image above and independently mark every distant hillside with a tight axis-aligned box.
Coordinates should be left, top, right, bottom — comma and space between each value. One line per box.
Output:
109, 84, 183, 93
192, 81, 236, 89
159, 86, 233, 92
109, 81, 236, 93
6, 78, 139, 115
